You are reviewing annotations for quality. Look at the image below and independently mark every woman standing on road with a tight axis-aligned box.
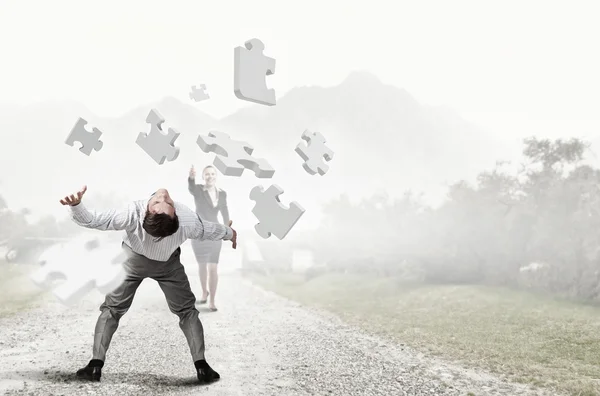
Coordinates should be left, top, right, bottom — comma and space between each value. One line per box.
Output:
187, 164, 230, 312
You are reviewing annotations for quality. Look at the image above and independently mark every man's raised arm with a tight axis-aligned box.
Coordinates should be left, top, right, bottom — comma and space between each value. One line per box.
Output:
60, 185, 138, 232
68, 202, 138, 231
177, 203, 236, 247
188, 213, 233, 241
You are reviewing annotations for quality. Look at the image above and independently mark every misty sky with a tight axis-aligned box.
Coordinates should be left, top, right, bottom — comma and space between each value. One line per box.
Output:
1, 0, 599, 142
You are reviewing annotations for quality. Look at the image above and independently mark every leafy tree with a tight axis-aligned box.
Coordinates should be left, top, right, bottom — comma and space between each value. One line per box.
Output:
315, 136, 600, 301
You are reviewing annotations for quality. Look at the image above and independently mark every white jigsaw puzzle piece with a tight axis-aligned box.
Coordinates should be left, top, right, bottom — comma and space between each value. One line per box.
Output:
234, 38, 276, 106
136, 108, 181, 165
295, 129, 334, 176
30, 237, 126, 306
196, 130, 275, 178
189, 84, 210, 102
249, 184, 305, 240
65, 118, 104, 156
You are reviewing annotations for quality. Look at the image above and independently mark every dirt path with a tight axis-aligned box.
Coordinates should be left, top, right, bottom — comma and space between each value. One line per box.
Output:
0, 250, 561, 396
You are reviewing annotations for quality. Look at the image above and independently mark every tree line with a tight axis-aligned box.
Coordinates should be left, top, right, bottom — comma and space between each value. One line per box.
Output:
311, 137, 600, 301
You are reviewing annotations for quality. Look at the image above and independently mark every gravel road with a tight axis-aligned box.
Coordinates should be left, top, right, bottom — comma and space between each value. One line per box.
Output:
0, 248, 561, 396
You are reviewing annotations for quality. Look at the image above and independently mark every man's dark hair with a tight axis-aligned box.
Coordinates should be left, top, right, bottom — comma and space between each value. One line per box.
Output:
143, 211, 179, 242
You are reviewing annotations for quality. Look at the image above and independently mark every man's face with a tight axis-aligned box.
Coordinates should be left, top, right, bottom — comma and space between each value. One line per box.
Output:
148, 188, 175, 217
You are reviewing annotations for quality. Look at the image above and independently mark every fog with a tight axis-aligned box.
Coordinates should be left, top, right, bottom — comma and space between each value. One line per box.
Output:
3, 2, 600, 394
0, 0, 599, 301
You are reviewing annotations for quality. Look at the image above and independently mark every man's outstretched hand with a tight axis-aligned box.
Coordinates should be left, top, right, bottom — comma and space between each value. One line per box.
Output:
60, 185, 87, 206
228, 220, 237, 249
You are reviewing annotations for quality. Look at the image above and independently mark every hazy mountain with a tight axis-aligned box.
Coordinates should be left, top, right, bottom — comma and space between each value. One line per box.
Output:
220, 70, 504, 206
0, 71, 509, 234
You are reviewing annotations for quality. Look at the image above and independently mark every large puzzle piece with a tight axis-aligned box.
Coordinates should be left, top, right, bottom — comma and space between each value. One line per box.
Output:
136, 108, 181, 165
196, 130, 275, 178
30, 236, 126, 306
189, 84, 210, 102
249, 184, 305, 240
234, 38, 276, 106
65, 118, 104, 156
295, 129, 334, 176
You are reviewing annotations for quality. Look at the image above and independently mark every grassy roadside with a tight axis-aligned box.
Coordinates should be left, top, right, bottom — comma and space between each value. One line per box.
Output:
0, 263, 49, 318
250, 272, 600, 396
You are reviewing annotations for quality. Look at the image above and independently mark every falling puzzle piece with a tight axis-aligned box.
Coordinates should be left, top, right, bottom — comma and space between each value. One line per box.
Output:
189, 84, 210, 102
295, 129, 334, 176
196, 130, 275, 178
30, 238, 127, 306
136, 108, 181, 165
234, 38, 276, 106
65, 118, 104, 156
249, 184, 305, 240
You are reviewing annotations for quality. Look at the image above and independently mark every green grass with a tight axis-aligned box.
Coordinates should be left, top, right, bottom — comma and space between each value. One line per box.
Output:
251, 272, 600, 396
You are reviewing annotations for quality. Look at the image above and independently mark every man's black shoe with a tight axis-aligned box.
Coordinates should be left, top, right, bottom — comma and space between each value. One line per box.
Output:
195, 360, 220, 383
76, 359, 103, 381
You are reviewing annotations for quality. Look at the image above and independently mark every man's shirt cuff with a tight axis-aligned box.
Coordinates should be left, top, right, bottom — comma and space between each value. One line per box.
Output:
67, 203, 93, 224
